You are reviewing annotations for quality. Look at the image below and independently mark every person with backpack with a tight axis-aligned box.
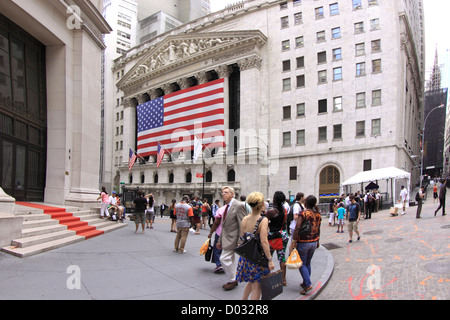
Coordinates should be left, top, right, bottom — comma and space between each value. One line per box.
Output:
416, 186, 425, 219
287, 192, 304, 237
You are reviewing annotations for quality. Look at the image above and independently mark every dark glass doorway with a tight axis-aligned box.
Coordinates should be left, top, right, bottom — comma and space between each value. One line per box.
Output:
0, 14, 47, 201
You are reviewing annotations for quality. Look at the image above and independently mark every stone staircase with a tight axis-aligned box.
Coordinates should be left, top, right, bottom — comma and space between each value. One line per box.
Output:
1, 203, 127, 258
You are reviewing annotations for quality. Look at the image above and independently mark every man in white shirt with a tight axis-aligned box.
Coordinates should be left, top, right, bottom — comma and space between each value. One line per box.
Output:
399, 186, 408, 215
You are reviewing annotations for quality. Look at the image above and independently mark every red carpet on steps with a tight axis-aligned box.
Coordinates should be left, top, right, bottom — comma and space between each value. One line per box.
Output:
16, 202, 104, 239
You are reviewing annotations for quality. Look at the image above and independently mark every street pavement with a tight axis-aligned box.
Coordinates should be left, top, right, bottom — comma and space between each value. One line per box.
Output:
0, 211, 333, 301
0, 194, 448, 302
315, 195, 450, 300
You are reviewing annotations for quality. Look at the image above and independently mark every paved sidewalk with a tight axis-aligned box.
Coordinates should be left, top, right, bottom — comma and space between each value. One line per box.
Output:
315, 196, 450, 300
0, 213, 333, 300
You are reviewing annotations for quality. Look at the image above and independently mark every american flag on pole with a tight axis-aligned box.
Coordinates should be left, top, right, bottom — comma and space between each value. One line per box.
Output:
136, 78, 226, 157
128, 148, 137, 171
156, 142, 165, 167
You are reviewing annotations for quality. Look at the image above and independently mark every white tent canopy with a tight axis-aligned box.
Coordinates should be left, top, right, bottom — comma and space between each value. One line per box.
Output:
341, 167, 411, 207
342, 166, 410, 186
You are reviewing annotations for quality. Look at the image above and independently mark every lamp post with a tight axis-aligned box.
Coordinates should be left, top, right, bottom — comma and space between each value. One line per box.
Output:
420, 103, 445, 187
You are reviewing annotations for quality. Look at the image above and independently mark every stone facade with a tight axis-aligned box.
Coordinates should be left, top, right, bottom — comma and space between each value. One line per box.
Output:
110, 0, 424, 204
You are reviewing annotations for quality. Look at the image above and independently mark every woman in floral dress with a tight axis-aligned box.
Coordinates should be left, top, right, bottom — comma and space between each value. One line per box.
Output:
236, 192, 274, 300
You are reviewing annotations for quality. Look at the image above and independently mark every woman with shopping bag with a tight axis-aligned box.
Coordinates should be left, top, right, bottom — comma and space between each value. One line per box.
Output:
290, 195, 322, 295
235, 192, 274, 300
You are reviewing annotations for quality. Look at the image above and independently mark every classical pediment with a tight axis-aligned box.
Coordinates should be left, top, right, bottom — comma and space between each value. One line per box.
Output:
117, 30, 267, 90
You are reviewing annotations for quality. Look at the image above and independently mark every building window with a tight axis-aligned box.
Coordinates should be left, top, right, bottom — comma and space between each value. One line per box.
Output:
295, 36, 304, 48
368, 0, 378, 6
316, 30, 326, 42
370, 18, 380, 30
333, 67, 342, 81
356, 62, 366, 76
281, 16, 289, 28
333, 96, 343, 111
154, 173, 158, 184
333, 124, 342, 140
315, 7, 324, 19
330, 3, 339, 15
372, 118, 381, 135
297, 129, 305, 144
169, 172, 174, 183
296, 56, 305, 68
372, 89, 382, 105
206, 171, 212, 183
363, 159, 372, 171
318, 99, 327, 113
283, 132, 291, 147
294, 12, 303, 25
371, 39, 381, 52
317, 51, 327, 64
356, 43, 365, 56
331, 27, 341, 39
333, 48, 342, 60
290, 166, 297, 180
283, 78, 291, 91
283, 60, 291, 71
293, 0, 301, 6
318, 126, 327, 142
356, 92, 366, 108
282, 40, 290, 51
280, 2, 288, 10
296, 75, 305, 88
356, 121, 365, 137
283, 105, 291, 119
353, 0, 362, 10
372, 59, 382, 73
297, 103, 305, 117
186, 171, 192, 183
354, 22, 364, 34
318, 70, 327, 84
227, 169, 235, 182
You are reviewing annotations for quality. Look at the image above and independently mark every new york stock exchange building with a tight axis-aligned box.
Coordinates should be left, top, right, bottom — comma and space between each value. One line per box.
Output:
113, 0, 424, 207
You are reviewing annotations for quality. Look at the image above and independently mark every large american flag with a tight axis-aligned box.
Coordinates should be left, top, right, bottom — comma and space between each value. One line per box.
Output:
136, 78, 226, 157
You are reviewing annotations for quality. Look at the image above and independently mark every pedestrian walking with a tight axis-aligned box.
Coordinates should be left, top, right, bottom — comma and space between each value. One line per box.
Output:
416, 186, 424, 219
290, 195, 322, 295
434, 179, 447, 217
208, 204, 226, 274
265, 191, 289, 286
347, 195, 361, 243
288, 192, 304, 236
133, 192, 147, 234
236, 191, 274, 300
173, 196, 194, 253
145, 194, 155, 229
336, 203, 346, 233
169, 199, 177, 232
216, 186, 248, 291
201, 198, 211, 229
399, 186, 408, 215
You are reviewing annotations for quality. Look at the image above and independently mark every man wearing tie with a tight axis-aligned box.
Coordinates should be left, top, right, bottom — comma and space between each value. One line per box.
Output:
215, 186, 248, 291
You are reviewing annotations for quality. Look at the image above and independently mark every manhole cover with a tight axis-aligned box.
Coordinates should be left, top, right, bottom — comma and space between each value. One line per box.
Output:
363, 230, 383, 235
425, 260, 450, 275
322, 243, 342, 250
385, 237, 403, 243
441, 225, 450, 229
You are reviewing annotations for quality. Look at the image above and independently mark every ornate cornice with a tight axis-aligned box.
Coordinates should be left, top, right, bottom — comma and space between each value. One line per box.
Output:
117, 30, 267, 94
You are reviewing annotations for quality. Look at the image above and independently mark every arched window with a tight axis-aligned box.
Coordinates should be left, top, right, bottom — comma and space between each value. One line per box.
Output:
129, 174, 133, 184
154, 173, 158, 184
169, 173, 174, 183
319, 165, 340, 202
140, 173, 145, 184
227, 169, 235, 182
186, 171, 192, 183
206, 171, 212, 183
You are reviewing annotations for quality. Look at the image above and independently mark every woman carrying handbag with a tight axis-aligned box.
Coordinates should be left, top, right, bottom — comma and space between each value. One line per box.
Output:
235, 192, 274, 300
290, 195, 322, 295
265, 191, 289, 286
